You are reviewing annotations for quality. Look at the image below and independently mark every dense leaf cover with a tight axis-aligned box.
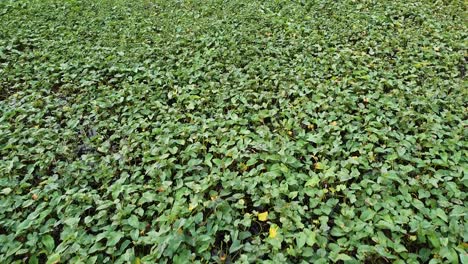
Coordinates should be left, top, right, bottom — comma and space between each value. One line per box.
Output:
0, 0, 467, 263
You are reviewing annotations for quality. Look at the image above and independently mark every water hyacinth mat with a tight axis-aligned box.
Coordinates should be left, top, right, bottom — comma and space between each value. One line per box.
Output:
0, 0, 466, 263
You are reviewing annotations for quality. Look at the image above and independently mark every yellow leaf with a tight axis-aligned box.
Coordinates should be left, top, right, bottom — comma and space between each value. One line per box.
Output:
188, 204, 197, 211
314, 162, 323, 170
269, 225, 278, 238
258, 211, 268, 221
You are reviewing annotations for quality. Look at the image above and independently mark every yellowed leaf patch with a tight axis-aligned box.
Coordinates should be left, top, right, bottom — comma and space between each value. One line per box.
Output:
258, 211, 268, 221
269, 225, 278, 238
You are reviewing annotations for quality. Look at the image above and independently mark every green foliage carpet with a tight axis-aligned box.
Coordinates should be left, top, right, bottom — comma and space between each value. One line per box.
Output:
0, 0, 467, 263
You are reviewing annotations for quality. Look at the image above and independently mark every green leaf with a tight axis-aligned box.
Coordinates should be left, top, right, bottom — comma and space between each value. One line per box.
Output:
427, 232, 440, 248
460, 252, 468, 264
360, 209, 375, 221
28, 255, 39, 264
435, 208, 448, 222
128, 215, 140, 229
306, 230, 317, 246
42, 235, 55, 252
229, 239, 243, 253
1, 187, 12, 195
439, 247, 459, 264
107, 231, 124, 247
305, 175, 320, 187
46, 253, 60, 264
334, 253, 352, 261
296, 232, 307, 249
